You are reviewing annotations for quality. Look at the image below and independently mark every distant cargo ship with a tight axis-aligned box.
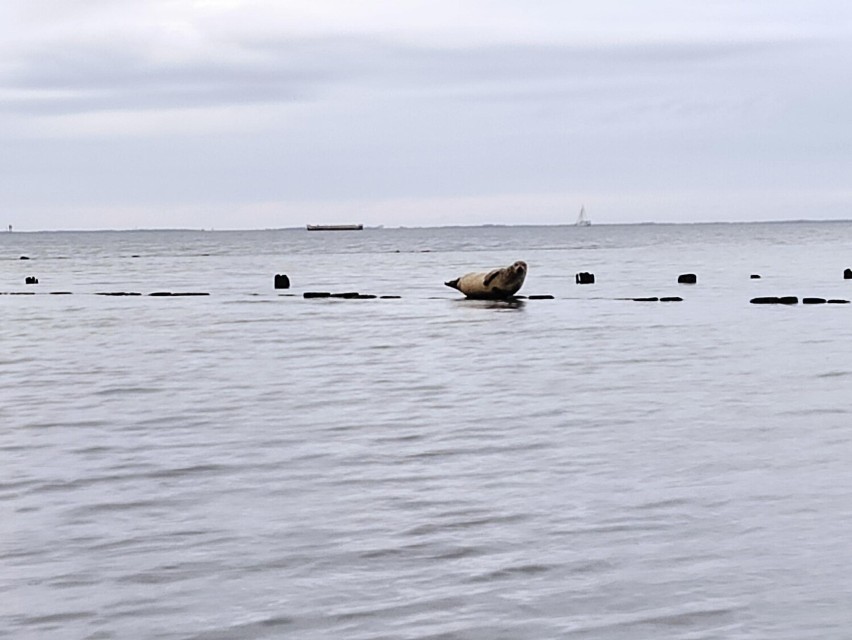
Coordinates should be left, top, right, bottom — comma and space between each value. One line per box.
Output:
306, 224, 364, 231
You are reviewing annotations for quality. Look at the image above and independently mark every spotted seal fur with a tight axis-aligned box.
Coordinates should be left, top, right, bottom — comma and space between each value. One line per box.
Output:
444, 260, 527, 299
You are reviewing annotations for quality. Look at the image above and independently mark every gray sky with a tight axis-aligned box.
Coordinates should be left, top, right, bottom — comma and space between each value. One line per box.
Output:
2, 0, 850, 230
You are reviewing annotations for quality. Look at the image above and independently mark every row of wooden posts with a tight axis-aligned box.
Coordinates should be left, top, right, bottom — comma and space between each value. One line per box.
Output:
274, 269, 852, 290
12, 268, 852, 297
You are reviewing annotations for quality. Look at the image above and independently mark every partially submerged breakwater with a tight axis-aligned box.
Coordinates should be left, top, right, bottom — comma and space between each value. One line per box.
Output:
4, 264, 851, 304
750, 296, 850, 305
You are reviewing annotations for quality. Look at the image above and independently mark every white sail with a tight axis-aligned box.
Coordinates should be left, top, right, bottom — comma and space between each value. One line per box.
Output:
576, 206, 591, 227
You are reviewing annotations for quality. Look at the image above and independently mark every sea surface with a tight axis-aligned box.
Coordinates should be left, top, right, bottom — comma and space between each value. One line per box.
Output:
2, 222, 852, 639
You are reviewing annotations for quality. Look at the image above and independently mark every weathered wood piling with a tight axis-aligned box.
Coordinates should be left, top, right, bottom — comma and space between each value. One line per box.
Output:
750, 296, 799, 305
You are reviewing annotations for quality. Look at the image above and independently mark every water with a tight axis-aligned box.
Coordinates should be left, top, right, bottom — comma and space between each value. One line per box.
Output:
2, 222, 852, 639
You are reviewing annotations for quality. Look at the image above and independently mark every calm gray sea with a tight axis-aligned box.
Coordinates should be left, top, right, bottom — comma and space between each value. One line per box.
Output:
2, 222, 852, 640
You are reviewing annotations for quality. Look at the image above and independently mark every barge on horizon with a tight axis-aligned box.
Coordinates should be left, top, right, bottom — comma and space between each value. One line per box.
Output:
306, 224, 364, 231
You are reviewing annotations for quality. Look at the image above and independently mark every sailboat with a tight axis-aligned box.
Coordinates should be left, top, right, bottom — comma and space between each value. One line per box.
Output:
576, 205, 591, 227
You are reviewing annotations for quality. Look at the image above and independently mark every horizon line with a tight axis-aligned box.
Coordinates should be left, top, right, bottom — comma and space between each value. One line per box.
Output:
3, 217, 852, 233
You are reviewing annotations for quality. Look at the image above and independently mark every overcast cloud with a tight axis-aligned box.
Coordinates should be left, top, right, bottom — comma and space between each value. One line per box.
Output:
1, 0, 850, 229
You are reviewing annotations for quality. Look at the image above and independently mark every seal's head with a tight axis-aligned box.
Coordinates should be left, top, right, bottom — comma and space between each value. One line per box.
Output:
484, 260, 526, 287
508, 260, 527, 279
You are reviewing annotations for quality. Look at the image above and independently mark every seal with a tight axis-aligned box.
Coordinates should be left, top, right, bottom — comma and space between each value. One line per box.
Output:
444, 260, 528, 299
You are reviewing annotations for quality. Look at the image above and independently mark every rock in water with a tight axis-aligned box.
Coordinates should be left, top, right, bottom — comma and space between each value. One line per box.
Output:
445, 261, 527, 299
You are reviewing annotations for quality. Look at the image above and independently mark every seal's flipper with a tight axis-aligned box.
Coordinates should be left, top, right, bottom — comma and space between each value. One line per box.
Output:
482, 268, 501, 287
445, 278, 461, 290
